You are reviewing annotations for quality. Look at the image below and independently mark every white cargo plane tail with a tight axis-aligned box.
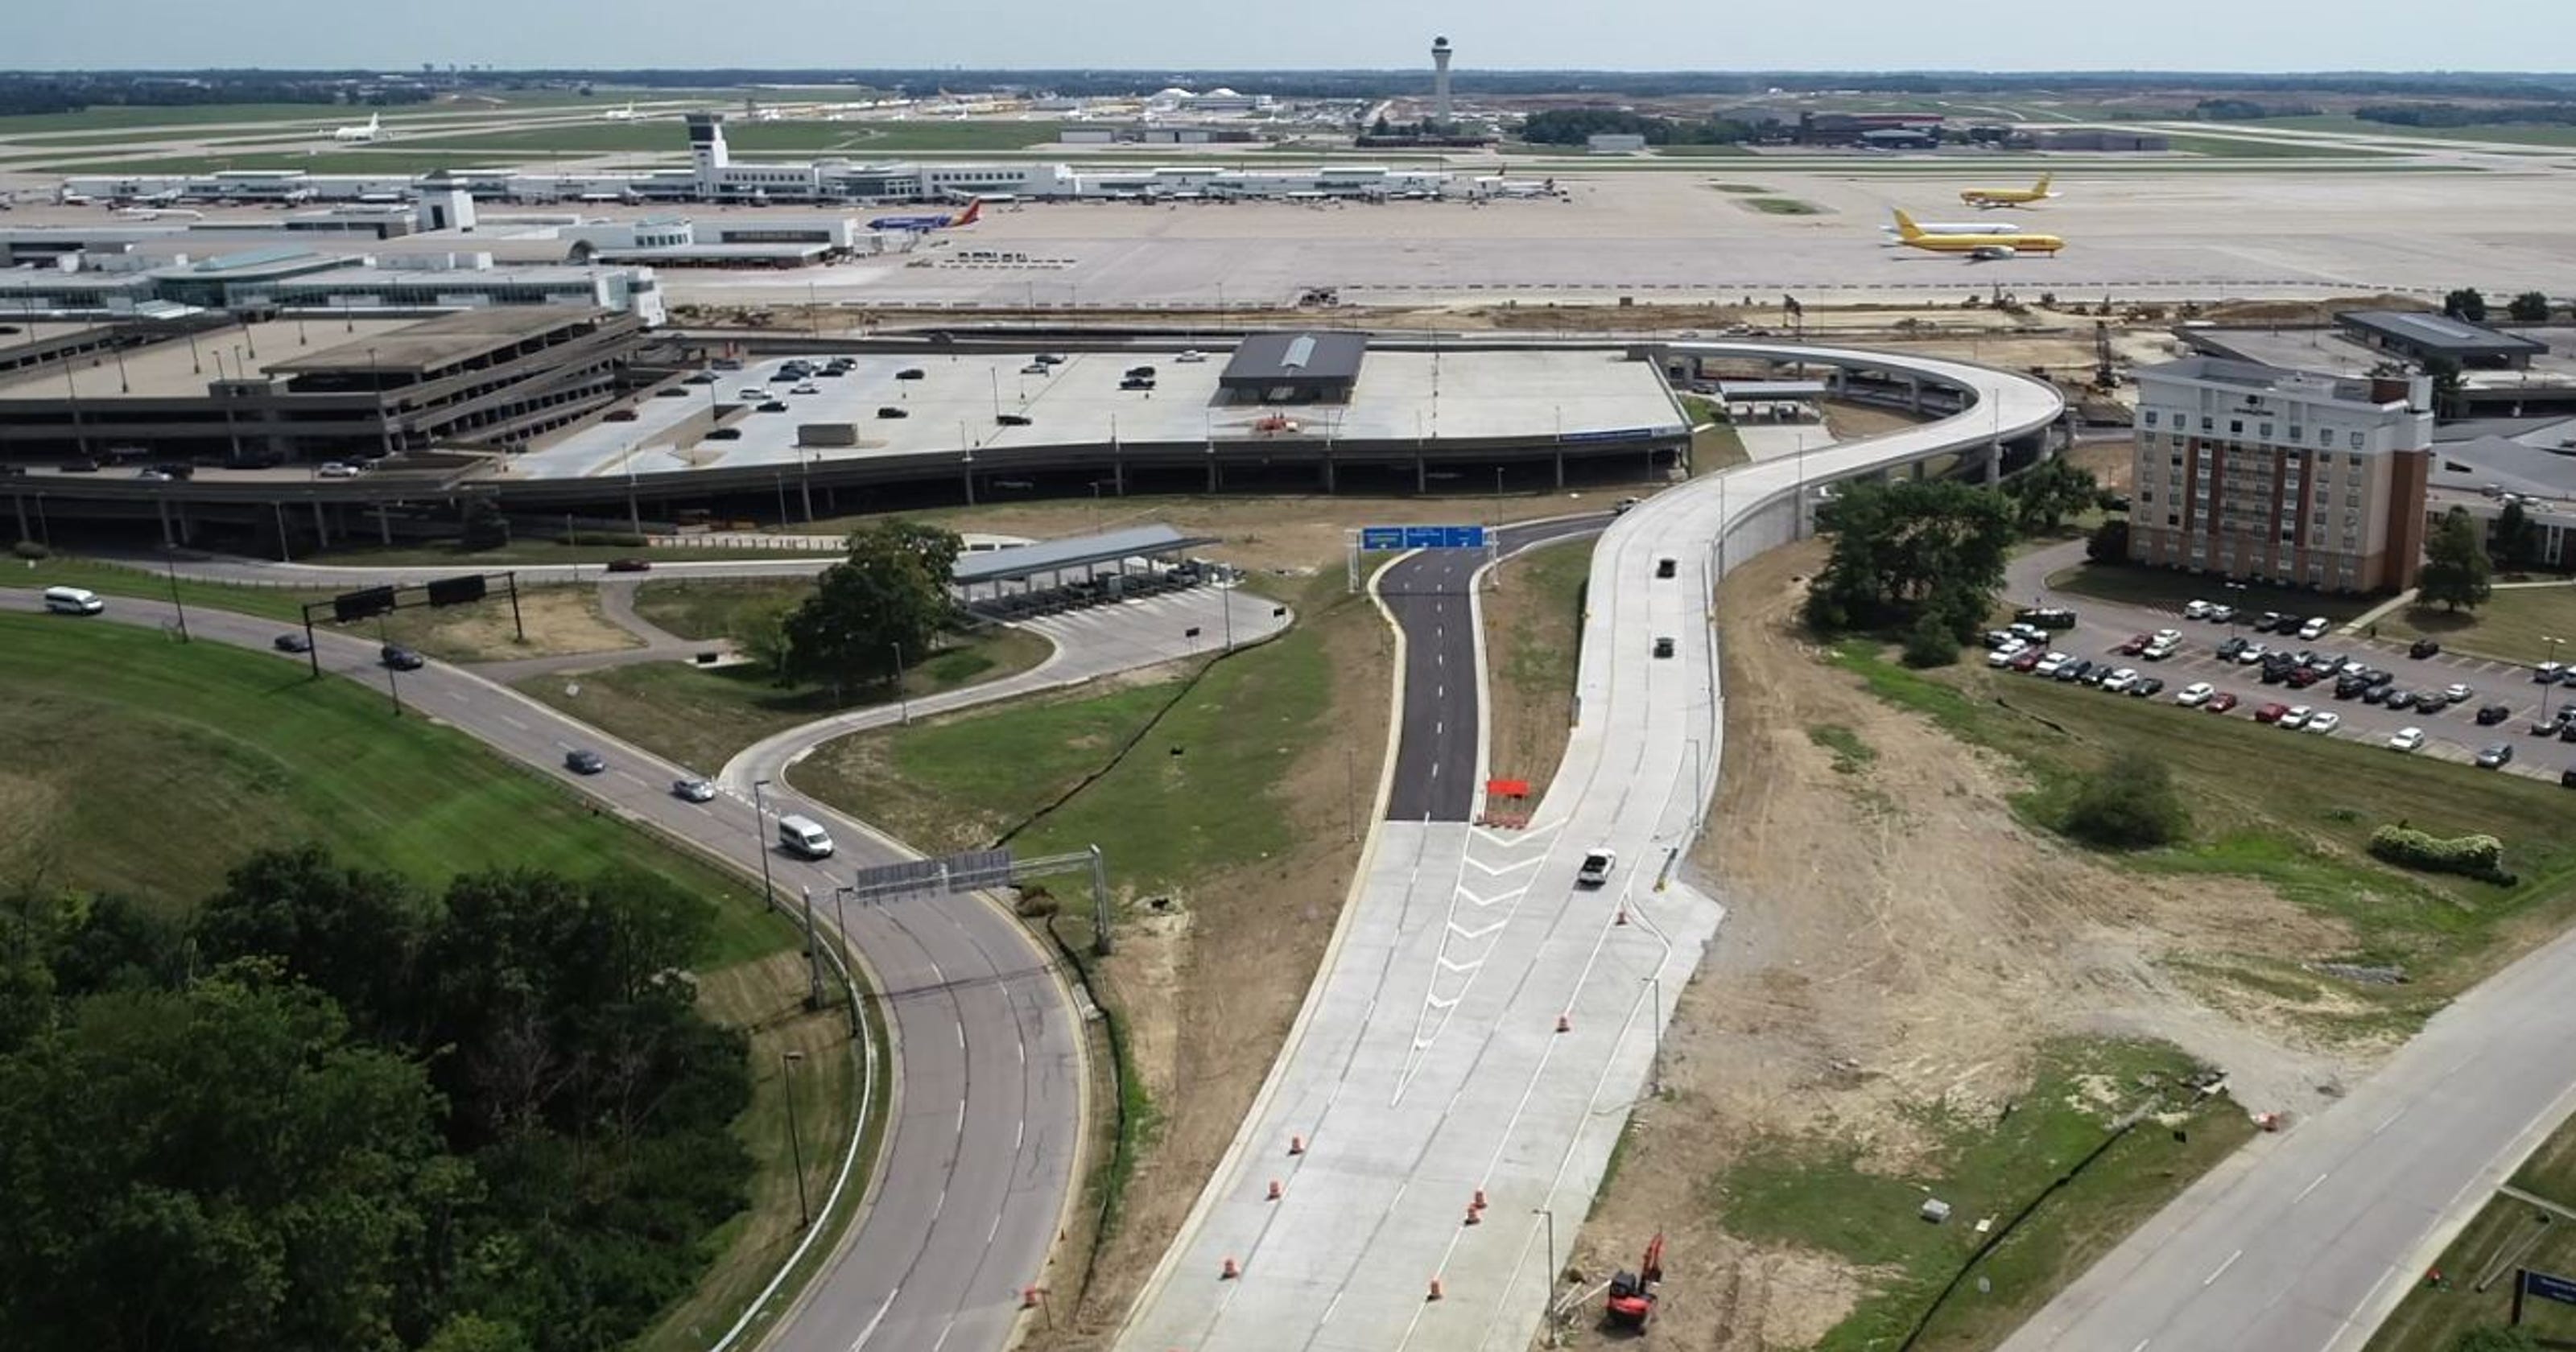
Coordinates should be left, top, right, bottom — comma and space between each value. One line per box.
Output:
331, 112, 383, 142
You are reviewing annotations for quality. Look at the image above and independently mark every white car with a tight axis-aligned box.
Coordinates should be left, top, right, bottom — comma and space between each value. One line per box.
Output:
1576, 848, 1616, 888
2388, 727, 2426, 752
2142, 639, 2179, 661
2034, 652, 2073, 676
2103, 667, 2140, 693
2279, 705, 2314, 730
2153, 629, 2182, 646
2176, 682, 2215, 707
2443, 683, 2474, 704
2297, 616, 2331, 640
1174, 348, 1208, 363
2235, 644, 2268, 664
2303, 711, 2342, 735
1985, 642, 2027, 669
316, 460, 358, 479
2183, 600, 2212, 620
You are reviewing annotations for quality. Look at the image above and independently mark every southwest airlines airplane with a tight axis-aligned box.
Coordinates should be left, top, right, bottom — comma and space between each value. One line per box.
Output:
868, 200, 984, 232
1959, 172, 2057, 207
1889, 210, 2063, 259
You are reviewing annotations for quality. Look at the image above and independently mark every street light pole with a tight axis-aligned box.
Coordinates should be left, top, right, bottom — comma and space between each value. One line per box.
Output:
892, 640, 910, 724
751, 778, 778, 906
1644, 973, 1664, 1094
1533, 1206, 1558, 1348
782, 1049, 811, 1228
163, 554, 190, 643
2547, 636, 2566, 723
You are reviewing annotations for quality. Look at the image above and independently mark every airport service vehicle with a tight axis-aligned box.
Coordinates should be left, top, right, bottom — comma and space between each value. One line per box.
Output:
564, 749, 607, 775
1604, 1234, 1666, 1332
2176, 682, 2215, 707
1889, 211, 2064, 259
2389, 728, 2426, 752
1959, 172, 2057, 207
1576, 848, 1616, 888
2305, 711, 2342, 735
868, 200, 983, 232
672, 778, 717, 803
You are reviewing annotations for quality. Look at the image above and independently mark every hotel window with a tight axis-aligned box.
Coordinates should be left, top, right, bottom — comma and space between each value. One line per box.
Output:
2260, 422, 2274, 439
2143, 410, 2158, 427
2202, 417, 2215, 432
2350, 431, 2366, 450
2230, 419, 2244, 435
2319, 427, 2334, 447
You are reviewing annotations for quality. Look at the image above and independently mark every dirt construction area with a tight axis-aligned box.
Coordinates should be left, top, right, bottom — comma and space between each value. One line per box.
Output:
1565, 540, 2373, 1350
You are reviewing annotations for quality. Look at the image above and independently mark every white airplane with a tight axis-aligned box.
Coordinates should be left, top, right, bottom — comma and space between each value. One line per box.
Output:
600, 102, 638, 122
1880, 210, 2024, 239
331, 112, 384, 142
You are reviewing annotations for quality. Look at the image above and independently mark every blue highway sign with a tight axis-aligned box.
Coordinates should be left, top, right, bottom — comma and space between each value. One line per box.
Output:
1362, 525, 1488, 550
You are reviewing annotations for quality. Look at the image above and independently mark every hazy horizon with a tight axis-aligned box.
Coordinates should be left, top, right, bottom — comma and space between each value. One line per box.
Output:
8, 0, 2567, 76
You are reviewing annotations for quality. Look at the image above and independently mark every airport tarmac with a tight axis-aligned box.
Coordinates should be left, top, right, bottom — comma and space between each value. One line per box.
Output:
667, 166, 2576, 309
510, 348, 1686, 480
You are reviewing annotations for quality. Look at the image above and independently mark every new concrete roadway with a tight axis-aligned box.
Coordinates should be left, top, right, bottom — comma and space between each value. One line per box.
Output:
1114, 344, 2062, 1352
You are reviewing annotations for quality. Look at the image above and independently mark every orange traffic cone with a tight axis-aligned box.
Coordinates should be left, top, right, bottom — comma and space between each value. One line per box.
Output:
1021, 1286, 1042, 1310
1221, 1256, 1241, 1280
1267, 1179, 1283, 1202
1427, 1276, 1445, 1301
1615, 907, 1629, 926
1555, 1013, 1571, 1033
1288, 1134, 1307, 1156
1472, 1189, 1488, 1211
1463, 1204, 1480, 1225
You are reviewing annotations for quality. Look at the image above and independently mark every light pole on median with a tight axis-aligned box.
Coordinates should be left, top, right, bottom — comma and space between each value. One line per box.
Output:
1644, 973, 1664, 1096
2547, 636, 2566, 724
751, 778, 778, 906
892, 640, 910, 724
1533, 1206, 1559, 1348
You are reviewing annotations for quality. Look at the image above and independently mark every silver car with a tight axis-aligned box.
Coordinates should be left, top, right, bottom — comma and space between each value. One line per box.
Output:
672, 777, 718, 803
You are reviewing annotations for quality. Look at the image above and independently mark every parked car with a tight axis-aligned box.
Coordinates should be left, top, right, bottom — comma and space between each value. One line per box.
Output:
2537, 662, 2565, 685
2562, 767, 2576, 789
895, 368, 927, 381
1652, 637, 1675, 658
2386, 689, 2420, 711
2533, 711, 2571, 736
2183, 600, 2212, 620
273, 632, 312, 653
2334, 675, 2369, 700
2443, 683, 2475, 705
2280, 704, 2314, 730
2476, 703, 2512, 726
2304, 711, 2342, 735
2103, 667, 2140, 694
2255, 702, 2292, 724
2560, 720, 2576, 743
2113, 634, 2149, 657
564, 749, 607, 775
2388, 727, 2426, 752
2175, 682, 2215, 707
2055, 659, 2095, 683
672, 777, 717, 803
2297, 616, 2331, 640
757, 400, 789, 413
705, 427, 743, 439
2234, 643, 2268, 665
877, 406, 909, 419
1985, 644, 2026, 669
2009, 649, 2046, 673
2207, 604, 2236, 623
2477, 742, 2516, 769
380, 645, 425, 670
2206, 691, 2240, 714
2215, 636, 2250, 661
2410, 638, 2443, 659
2132, 677, 2165, 699
2253, 612, 2285, 633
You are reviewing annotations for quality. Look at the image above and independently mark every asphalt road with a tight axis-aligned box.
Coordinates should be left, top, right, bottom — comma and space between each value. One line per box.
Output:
1378, 516, 1610, 822
6, 587, 1079, 1352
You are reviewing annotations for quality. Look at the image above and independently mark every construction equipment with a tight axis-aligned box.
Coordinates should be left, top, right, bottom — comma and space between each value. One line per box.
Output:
1604, 1233, 1665, 1332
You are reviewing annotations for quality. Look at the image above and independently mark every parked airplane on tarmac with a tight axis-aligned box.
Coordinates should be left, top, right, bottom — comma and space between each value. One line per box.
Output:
1890, 210, 2063, 259
1959, 172, 2057, 207
867, 199, 984, 231
1880, 210, 2025, 239
331, 112, 384, 142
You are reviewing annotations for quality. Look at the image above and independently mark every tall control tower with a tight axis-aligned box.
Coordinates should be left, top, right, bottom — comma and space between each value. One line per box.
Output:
1431, 35, 1454, 127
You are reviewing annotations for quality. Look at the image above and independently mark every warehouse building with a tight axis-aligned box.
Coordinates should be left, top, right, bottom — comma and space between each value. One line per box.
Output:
2128, 356, 2434, 592
2336, 309, 2549, 370
1220, 332, 1368, 404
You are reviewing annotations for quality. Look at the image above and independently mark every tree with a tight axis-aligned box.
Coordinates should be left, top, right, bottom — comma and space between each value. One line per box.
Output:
2001, 456, 2102, 537
2420, 354, 2464, 418
783, 520, 964, 687
1901, 612, 1959, 668
2495, 497, 2538, 566
2419, 506, 2495, 612
2060, 751, 2192, 849
2087, 517, 2131, 564
732, 593, 799, 683
2443, 287, 2489, 323
1803, 479, 2018, 637
194, 845, 439, 1045
2507, 291, 2553, 323
460, 499, 510, 550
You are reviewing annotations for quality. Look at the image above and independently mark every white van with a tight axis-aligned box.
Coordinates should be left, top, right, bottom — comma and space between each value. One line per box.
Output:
776, 814, 835, 859
42, 586, 105, 616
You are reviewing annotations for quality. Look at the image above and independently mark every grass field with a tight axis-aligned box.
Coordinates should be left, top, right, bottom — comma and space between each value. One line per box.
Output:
2158, 131, 2398, 159
0, 613, 875, 1352
631, 578, 813, 642
2367, 1106, 2576, 1350
0, 103, 390, 136
2374, 583, 2576, 669
38, 150, 524, 174
1716, 1037, 2251, 1352
1484, 539, 1592, 802
798, 619, 1331, 892
1680, 396, 1751, 472
1644, 143, 1758, 157
1833, 639, 2576, 1000
396, 118, 1071, 157
2264, 113, 2576, 149
517, 625, 1055, 776
1741, 196, 1826, 215
2041, 560, 2375, 627
1707, 181, 1770, 193
301, 540, 839, 567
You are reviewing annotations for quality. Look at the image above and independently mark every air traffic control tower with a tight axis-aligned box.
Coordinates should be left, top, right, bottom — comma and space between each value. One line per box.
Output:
1431, 35, 1454, 126
685, 113, 731, 196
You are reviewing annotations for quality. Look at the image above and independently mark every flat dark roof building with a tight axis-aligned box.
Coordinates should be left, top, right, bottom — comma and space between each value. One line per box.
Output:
1218, 331, 1368, 403
2336, 310, 2548, 369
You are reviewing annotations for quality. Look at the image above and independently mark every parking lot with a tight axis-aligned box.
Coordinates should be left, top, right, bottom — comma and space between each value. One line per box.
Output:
1999, 587, 2576, 785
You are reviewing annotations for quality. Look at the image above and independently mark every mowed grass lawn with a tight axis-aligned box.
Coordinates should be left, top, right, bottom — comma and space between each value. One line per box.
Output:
631, 577, 814, 641
1719, 1038, 2250, 1352
0, 615, 870, 1352
1836, 641, 2576, 999
2368, 1106, 2576, 1351
516, 624, 1054, 776
798, 619, 1332, 892
2377, 583, 2576, 667
10, 554, 323, 624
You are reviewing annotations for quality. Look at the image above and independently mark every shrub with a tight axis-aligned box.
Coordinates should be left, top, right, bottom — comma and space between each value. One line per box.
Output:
2060, 751, 2191, 849
1901, 613, 1959, 669
10, 540, 48, 561
2368, 825, 2512, 883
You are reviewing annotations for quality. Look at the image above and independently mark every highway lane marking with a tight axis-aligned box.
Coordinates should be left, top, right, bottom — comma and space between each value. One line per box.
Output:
2128, 1340, 2150, 1352
2373, 1105, 2410, 1136
846, 1287, 900, 1352
2202, 1247, 2244, 1287
930, 1318, 956, 1352
498, 713, 528, 731
445, 690, 468, 703
2295, 1172, 2330, 1204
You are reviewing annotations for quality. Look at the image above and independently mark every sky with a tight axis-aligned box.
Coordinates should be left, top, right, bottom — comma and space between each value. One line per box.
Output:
13, 0, 2571, 72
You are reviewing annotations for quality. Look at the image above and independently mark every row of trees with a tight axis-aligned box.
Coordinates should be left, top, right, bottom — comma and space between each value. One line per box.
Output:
2357, 101, 2576, 128
1517, 107, 1764, 146
2442, 287, 2555, 324
0, 847, 753, 1351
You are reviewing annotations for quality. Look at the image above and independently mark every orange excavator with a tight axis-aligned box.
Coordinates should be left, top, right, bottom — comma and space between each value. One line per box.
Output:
1604, 1233, 1665, 1332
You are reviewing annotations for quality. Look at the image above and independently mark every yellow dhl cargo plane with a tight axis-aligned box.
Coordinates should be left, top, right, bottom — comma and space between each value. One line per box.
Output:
1959, 171, 2057, 207
1890, 210, 2063, 259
